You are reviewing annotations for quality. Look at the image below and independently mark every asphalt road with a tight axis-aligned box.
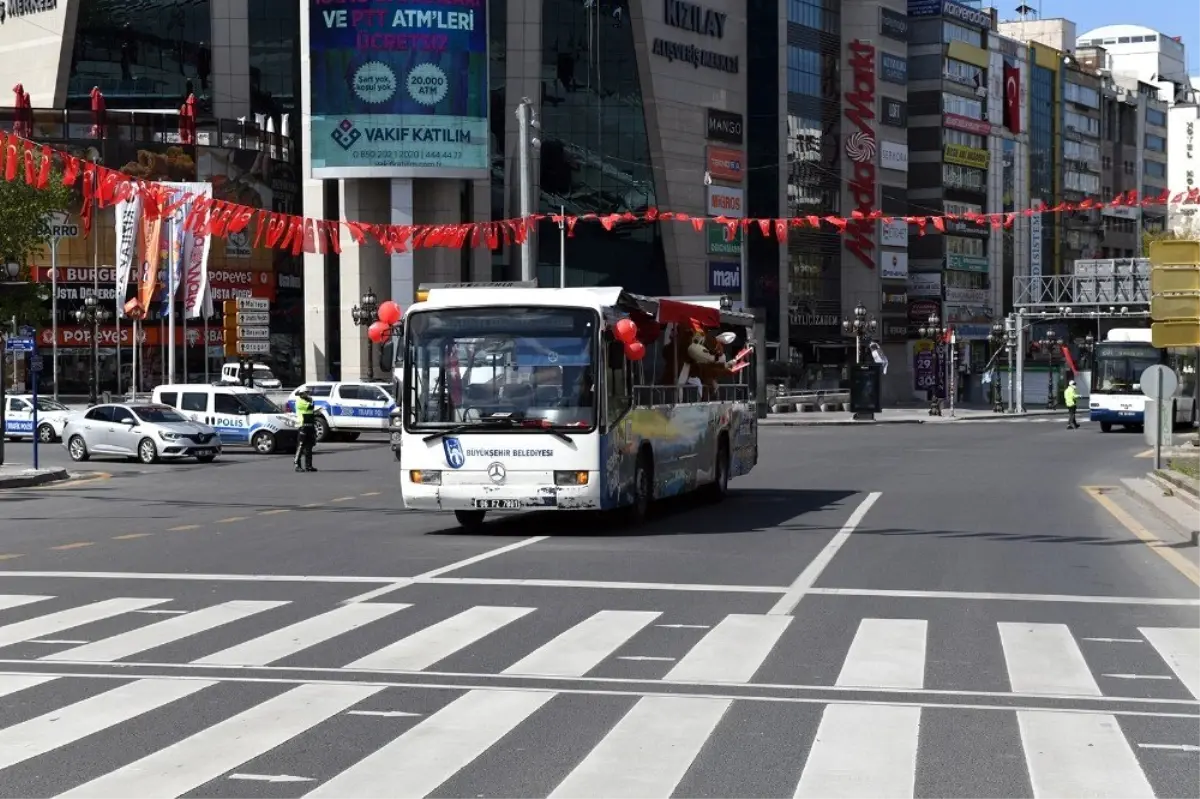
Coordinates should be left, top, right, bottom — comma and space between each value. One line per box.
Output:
0, 418, 1195, 798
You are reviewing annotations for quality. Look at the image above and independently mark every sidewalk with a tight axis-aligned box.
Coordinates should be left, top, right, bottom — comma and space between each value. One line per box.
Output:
761, 406, 1068, 427
0, 464, 69, 488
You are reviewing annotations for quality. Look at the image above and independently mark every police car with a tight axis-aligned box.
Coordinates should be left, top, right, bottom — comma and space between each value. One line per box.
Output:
150, 384, 299, 454
284, 381, 395, 442
3, 395, 73, 443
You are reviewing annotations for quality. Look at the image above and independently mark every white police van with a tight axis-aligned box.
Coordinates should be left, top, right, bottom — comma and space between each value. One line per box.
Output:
284, 381, 395, 442
151, 384, 299, 454
3, 395, 72, 443
218, 362, 283, 389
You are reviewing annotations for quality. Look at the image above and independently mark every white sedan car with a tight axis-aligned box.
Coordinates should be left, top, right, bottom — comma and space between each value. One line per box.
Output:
63, 403, 222, 464
3, 395, 73, 443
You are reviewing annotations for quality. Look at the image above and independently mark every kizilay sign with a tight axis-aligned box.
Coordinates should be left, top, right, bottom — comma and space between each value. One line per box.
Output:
654, 0, 737, 73
844, 40, 877, 270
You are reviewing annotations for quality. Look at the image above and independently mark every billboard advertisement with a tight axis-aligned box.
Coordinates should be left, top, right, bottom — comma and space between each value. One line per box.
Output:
308, 0, 490, 179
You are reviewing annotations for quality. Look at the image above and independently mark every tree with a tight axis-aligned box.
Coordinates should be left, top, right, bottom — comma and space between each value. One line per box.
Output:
1141, 228, 1177, 258
0, 172, 73, 329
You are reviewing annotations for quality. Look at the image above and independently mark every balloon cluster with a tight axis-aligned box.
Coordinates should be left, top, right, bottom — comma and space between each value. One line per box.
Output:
613, 318, 645, 361
367, 300, 403, 343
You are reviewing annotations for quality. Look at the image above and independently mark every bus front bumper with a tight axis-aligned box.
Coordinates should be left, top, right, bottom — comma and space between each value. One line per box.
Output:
402, 471, 602, 511
1090, 408, 1145, 423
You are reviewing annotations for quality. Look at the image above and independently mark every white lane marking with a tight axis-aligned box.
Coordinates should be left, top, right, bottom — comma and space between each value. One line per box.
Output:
423, 577, 784, 594
1018, 710, 1156, 798
769, 492, 882, 615
807, 588, 1200, 606
0, 571, 397, 584
0, 595, 52, 611
1139, 627, 1200, 700
229, 774, 314, 783
999, 623, 1102, 697
664, 615, 791, 684
305, 689, 553, 798
1084, 637, 1144, 643
347, 606, 534, 672
837, 619, 927, 690
657, 624, 711, 629
59, 683, 383, 799
0, 679, 215, 770
342, 535, 552, 603
0, 598, 170, 647
194, 603, 409, 666
346, 710, 422, 718
47, 601, 287, 663
1138, 743, 1200, 752
618, 656, 675, 662
134, 609, 189, 615
0, 674, 59, 698
549, 696, 731, 798
503, 610, 660, 678
794, 703, 920, 798
27, 639, 88, 645
1103, 674, 1174, 680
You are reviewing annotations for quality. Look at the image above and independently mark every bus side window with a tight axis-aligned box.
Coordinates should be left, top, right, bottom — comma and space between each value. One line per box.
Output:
605, 338, 631, 426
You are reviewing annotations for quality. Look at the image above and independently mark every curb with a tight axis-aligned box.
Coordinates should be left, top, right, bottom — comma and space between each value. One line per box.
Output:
1121, 477, 1200, 547
1148, 470, 1200, 510
762, 419, 926, 427
0, 468, 70, 489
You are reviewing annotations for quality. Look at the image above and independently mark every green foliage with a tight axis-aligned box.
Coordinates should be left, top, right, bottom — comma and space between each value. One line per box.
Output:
1141, 228, 1177, 257
0, 173, 72, 327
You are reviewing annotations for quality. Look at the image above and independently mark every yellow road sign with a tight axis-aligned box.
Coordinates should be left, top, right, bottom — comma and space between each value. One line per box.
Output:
1151, 293, 1200, 321
1149, 239, 1200, 265
1152, 321, 1200, 348
1151, 265, 1200, 294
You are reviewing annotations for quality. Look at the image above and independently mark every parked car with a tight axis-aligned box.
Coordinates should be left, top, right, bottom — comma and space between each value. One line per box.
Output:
63, 403, 222, 464
150, 384, 298, 454
283, 380, 395, 442
3, 395, 72, 443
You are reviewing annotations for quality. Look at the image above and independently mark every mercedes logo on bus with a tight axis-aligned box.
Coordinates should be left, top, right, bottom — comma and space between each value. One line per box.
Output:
487, 462, 506, 484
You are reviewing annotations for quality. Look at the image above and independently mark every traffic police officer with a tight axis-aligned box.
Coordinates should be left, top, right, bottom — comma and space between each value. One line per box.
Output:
294, 390, 318, 472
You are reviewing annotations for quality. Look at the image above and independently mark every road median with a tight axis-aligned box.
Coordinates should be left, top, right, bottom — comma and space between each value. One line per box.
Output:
0, 466, 70, 489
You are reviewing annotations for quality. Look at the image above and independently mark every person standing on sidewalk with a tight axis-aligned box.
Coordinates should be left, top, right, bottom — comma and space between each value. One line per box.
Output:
1064, 379, 1080, 429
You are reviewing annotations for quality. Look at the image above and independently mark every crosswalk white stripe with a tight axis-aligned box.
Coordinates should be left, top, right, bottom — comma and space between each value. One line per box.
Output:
45, 601, 288, 663
0, 673, 58, 698
1017, 710, 1156, 798
998, 622, 1101, 696
664, 615, 790, 684
0, 595, 53, 612
0, 598, 170, 648
193, 603, 410, 666
1138, 627, 1200, 700
549, 695, 730, 798
59, 683, 383, 799
836, 618, 927, 690
346, 606, 534, 672
304, 689, 553, 798
793, 704, 920, 798
0, 678, 215, 771
502, 610, 660, 677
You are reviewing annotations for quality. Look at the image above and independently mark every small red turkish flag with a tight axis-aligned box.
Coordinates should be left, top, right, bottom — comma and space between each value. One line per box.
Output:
1003, 64, 1021, 134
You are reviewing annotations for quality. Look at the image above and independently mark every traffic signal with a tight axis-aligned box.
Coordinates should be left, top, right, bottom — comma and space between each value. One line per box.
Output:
222, 300, 238, 357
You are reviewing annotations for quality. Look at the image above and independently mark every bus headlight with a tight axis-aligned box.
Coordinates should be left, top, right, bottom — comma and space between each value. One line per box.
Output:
554, 471, 589, 486
410, 470, 441, 485
389, 415, 403, 428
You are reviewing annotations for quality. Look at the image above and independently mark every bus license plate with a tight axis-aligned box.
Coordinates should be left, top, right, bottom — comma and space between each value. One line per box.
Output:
473, 499, 521, 509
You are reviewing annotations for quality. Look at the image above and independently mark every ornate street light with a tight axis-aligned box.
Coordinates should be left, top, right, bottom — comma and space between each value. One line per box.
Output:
920, 313, 948, 416
351, 288, 380, 381
989, 321, 1006, 413
841, 302, 878, 364
1037, 334, 1064, 410
74, 294, 112, 406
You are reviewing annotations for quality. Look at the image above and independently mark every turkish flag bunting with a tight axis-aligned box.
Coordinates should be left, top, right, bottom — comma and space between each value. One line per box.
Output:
1003, 64, 1021, 134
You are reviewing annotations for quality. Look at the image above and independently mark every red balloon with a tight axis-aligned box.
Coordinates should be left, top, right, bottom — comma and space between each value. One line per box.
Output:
614, 318, 637, 344
377, 300, 402, 325
624, 340, 646, 361
368, 321, 391, 343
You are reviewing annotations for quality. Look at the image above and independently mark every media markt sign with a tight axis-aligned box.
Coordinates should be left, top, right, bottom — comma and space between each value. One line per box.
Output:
706, 224, 741, 255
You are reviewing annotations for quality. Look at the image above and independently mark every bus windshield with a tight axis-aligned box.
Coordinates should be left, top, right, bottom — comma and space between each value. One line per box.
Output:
405, 307, 598, 430
1093, 343, 1162, 394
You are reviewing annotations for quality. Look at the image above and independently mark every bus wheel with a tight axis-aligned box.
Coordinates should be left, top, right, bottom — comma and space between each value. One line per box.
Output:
1100, 422, 1112, 433
626, 451, 653, 524
454, 510, 486, 530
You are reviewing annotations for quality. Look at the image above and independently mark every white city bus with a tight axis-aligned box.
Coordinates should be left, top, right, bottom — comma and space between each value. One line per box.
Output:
1089, 327, 1198, 432
396, 285, 759, 529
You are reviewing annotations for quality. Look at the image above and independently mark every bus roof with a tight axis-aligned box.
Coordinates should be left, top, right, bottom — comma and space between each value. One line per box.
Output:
1104, 328, 1153, 343
413, 284, 757, 328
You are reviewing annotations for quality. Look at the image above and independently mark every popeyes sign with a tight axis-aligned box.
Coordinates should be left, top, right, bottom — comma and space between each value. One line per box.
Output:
39, 325, 232, 348
844, 39, 877, 270
33, 267, 275, 302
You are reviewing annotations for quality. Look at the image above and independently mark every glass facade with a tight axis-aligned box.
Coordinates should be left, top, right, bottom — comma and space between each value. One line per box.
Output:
248, 0, 299, 118
533, 0, 667, 294
488, 0, 507, 279
748, 0, 781, 346
1030, 64, 1055, 274
68, 0, 213, 115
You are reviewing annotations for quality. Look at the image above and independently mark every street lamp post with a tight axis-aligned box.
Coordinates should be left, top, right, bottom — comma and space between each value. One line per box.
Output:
919, 313, 947, 416
350, 288, 380, 381
74, 294, 111, 406
841, 303, 878, 422
1037, 335, 1063, 410
989, 321, 1005, 413
1004, 315, 1019, 413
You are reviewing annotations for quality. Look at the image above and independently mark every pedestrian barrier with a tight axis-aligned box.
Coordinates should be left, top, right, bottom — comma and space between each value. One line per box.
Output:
769, 390, 850, 414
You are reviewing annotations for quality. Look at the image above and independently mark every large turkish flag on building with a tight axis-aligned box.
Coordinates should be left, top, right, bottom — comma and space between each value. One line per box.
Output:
1003, 64, 1021, 135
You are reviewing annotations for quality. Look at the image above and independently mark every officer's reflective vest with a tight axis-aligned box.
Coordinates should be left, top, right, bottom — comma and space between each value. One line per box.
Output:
295, 397, 315, 425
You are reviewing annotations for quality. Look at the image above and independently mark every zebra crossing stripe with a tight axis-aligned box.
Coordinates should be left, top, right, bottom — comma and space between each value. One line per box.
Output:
59, 683, 384, 799
549, 696, 731, 798
305, 689, 553, 798
1138, 627, 1200, 700
503, 610, 661, 677
346, 605, 534, 672
0, 597, 171, 648
0, 594, 52, 612
999, 622, 1102, 696
664, 614, 791, 684
46, 601, 287, 663
1017, 710, 1155, 798
836, 618, 927, 690
794, 704, 921, 798
0, 679, 214, 771
0, 674, 58, 699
